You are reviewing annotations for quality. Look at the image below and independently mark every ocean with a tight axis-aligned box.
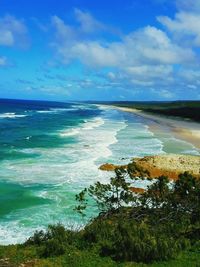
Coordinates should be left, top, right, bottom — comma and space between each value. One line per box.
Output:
0, 99, 199, 245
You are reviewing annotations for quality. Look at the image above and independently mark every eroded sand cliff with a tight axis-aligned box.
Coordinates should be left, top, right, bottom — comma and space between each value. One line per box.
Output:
100, 154, 200, 180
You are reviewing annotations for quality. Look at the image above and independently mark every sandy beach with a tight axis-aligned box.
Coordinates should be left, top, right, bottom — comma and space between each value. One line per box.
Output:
110, 106, 200, 150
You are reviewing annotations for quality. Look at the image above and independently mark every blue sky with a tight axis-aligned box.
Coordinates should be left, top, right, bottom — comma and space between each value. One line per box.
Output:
0, 0, 200, 101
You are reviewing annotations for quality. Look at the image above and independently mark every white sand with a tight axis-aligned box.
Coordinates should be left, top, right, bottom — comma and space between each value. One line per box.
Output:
110, 106, 200, 150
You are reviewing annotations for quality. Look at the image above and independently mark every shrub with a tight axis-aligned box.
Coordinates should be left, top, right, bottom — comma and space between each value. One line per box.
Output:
40, 238, 66, 258
25, 224, 80, 258
75, 169, 199, 263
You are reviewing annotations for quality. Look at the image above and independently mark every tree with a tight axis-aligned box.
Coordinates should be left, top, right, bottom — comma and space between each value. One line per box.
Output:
75, 167, 136, 216
75, 167, 200, 263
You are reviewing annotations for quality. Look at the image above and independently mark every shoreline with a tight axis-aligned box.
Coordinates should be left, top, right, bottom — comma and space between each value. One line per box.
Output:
108, 106, 200, 150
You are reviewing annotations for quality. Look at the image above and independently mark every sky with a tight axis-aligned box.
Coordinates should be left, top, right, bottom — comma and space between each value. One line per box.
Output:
0, 0, 200, 101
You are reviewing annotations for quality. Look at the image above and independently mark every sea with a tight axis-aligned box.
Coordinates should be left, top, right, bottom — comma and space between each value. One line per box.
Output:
0, 99, 199, 245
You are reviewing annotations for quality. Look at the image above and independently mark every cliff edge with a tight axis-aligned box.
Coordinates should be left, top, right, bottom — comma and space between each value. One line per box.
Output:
100, 154, 200, 180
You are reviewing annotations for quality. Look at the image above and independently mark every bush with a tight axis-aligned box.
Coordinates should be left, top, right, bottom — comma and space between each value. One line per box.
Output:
41, 238, 66, 258
25, 224, 80, 258
75, 169, 200, 263
113, 221, 190, 262
83, 217, 190, 263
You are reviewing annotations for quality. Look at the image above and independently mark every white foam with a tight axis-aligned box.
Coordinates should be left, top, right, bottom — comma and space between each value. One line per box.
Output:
0, 113, 27, 119
0, 113, 126, 186
36, 110, 53, 114
37, 107, 78, 114
0, 202, 86, 245
82, 117, 105, 130
59, 117, 105, 138
19, 148, 38, 154
182, 149, 200, 156
60, 128, 80, 137
51, 108, 73, 112
71, 104, 97, 110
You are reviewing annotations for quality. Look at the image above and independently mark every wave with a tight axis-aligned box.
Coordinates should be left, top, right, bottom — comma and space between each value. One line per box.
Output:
82, 117, 105, 130
0, 113, 27, 119
60, 128, 80, 137
36, 107, 79, 114
182, 149, 200, 155
59, 117, 105, 138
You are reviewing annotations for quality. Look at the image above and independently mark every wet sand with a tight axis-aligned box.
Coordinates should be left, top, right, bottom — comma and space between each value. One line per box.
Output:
110, 106, 200, 150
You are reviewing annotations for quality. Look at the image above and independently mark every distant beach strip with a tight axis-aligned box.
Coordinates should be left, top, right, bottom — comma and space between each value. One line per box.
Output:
108, 105, 200, 152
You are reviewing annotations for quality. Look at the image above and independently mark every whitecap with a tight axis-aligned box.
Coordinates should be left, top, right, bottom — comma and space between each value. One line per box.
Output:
60, 128, 80, 137
36, 107, 78, 114
0, 113, 27, 119
82, 117, 105, 130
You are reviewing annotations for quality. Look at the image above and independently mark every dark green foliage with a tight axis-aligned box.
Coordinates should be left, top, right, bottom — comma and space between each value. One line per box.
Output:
82, 214, 191, 263
25, 223, 80, 258
41, 238, 66, 257
25, 230, 46, 246
102, 101, 200, 122
75, 167, 135, 215
20, 169, 200, 265
74, 169, 200, 263
109, 221, 185, 262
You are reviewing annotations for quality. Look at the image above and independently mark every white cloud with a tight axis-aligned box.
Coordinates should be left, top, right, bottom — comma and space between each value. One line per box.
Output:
125, 65, 173, 82
187, 84, 197, 89
160, 89, 175, 99
107, 72, 116, 80
157, 0, 200, 47
31, 17, 48, 32
51, 15, 75, 42
52, 17, 195, 67
0, 56, 9, 67
0, 15, 28, 47
38, 85, 70, 96
49, 8, 200, 99
158, 12, 200, 46
70, 41, 121, 67
124, 26, 195, 65
74, 8, 105, 33
176, 0, 200, 13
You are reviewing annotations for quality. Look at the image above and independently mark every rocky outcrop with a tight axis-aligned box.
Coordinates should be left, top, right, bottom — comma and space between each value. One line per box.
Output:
99, 163, 126, 171
99, 154, 200, 180
133, 154, 200, 180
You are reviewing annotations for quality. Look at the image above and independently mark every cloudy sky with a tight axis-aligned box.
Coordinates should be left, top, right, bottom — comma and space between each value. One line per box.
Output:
0, 0, 200, 101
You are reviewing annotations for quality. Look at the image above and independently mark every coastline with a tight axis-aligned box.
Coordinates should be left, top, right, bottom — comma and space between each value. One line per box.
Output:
99, 154, 200, 181
108, 106, 200, 150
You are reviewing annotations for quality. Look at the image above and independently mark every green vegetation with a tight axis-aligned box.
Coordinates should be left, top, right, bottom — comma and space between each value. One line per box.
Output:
95, 100, 200, 122
0, 167, 200, 266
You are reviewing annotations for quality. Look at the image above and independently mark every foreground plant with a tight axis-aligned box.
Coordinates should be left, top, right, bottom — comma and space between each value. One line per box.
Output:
75, 167, 200, 262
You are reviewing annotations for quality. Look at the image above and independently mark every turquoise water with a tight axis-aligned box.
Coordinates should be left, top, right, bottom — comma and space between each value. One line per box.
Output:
0, 99, 199, 244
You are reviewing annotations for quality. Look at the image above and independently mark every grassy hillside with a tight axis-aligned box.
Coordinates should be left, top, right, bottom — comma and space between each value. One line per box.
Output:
0, 243, 199, 267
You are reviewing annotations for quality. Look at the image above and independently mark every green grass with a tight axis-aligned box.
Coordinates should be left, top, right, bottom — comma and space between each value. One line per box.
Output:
0, 244, 199, 267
